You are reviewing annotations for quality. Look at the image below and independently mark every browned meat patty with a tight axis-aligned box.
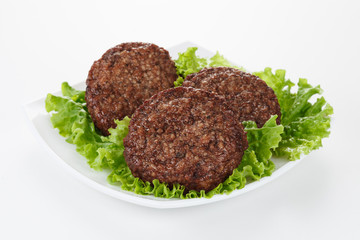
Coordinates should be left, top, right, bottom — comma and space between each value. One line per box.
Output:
183, 67, 281, 127
123, 87, 248, 192
85, 42, 177, 136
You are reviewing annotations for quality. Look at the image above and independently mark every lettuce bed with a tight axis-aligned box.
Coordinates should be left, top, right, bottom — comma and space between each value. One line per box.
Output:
45, 47, 332, 199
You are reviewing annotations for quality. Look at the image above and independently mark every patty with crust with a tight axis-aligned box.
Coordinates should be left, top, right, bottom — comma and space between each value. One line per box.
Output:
123, 87, 248, 192
182, 67, 281, 127
85, 42, 177, 136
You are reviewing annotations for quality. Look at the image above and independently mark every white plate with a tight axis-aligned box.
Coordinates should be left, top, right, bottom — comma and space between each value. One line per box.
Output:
23, 42, 304, 209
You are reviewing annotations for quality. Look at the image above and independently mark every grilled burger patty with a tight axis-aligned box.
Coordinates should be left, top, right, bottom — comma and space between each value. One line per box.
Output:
183, 67, 281, 127
123, 87, 248, 192
85, 42, 177, 135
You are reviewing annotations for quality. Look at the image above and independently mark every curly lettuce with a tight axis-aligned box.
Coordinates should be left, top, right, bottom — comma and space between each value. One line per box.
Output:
174, 47, 245, 87
45, 83, 282, 198
45, 83, 129, 171
254, 68, 333, 160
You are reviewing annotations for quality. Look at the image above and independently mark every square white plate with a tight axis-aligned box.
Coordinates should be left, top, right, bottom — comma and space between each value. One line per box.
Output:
23, 42, 303, 209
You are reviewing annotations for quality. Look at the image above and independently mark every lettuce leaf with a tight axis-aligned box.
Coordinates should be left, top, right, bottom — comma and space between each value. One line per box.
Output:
174, 47, 245, 87
174, 47, 207, 87
240, 116, 283, 178
45, 83, 282, 199
45, 82, 129, 171
209, 52, 245, 71
254, 68, 333, 160
175, 47, 207, 79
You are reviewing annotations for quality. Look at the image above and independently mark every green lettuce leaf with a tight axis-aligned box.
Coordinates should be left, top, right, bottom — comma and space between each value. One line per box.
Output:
45, 83, 283, 199
174, 47, 207, 87
175, 47, 207, 78
61, 82, 86, 103
45, 82, 129, 171
254, 68, 333, 160
209, 52, 246, 71
240, 116, 284, 178
174, 47, 245, 87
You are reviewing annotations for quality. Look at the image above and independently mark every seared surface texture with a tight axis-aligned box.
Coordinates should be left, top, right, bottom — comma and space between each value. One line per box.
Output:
123, 87, 248, 192
183, 67, 281, 127
86, 42, 177, 135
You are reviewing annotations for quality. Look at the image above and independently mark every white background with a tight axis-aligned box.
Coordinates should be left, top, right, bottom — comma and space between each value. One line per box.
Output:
1, 0, 360, 239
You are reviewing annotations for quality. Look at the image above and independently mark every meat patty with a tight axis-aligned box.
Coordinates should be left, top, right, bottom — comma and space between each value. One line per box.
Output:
85, 42, 177, 136
123, 87, 248, 192
183, 67, 281, 127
